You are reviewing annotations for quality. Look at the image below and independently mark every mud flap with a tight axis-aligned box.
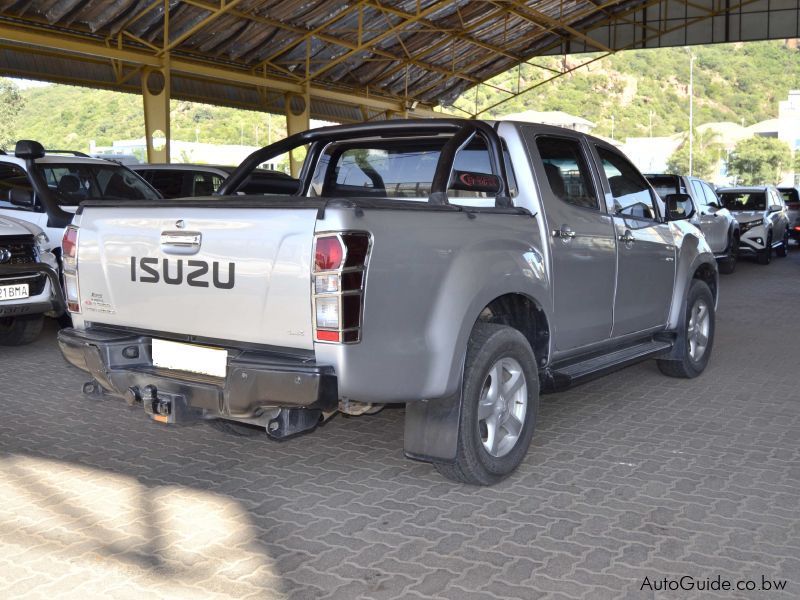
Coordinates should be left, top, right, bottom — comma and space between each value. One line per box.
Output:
403, 389, 462, 464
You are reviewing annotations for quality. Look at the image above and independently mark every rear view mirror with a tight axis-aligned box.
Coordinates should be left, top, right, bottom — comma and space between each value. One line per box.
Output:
665, 193, 695, 221
9, 188, 34, 208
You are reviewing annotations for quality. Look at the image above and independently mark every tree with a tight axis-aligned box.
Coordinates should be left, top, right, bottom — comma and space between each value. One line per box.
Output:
727, 136, 792, 185
665, 128, 723, 180
0, 78, 24, 149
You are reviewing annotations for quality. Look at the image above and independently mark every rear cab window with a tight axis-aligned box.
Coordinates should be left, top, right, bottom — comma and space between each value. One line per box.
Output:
310, 136, 517, 207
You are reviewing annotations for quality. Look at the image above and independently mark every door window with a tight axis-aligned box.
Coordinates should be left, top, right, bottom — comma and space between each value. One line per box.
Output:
700, 182, 720, 208
597, 147, 658, 220
535, 136, 598, 209
146, 170, 184, 198
690, 180, 708, 207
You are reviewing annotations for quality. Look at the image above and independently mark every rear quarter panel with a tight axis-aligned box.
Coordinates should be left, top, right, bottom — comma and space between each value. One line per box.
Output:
314, 207, 551, 403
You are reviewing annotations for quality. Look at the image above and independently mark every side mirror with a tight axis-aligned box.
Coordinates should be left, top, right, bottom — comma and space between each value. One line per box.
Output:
769, 205, 782, 213
665, 193, 695, 221
9, 188, 34, 208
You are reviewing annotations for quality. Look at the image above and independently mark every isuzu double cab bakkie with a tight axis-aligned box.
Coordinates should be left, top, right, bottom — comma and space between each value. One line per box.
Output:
57, 119, 718, 485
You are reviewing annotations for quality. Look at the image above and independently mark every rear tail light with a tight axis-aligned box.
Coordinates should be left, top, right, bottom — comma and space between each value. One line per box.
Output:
62, 225, 81, 313
312, 232, 371, 343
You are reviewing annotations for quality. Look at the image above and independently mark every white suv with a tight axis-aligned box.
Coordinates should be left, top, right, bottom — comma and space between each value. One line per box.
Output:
0, 141, 161, 253
716, 186, 791, 265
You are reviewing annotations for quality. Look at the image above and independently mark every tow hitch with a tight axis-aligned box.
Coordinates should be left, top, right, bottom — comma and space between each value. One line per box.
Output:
129, 385, 204, 425
266, 408, 322, 440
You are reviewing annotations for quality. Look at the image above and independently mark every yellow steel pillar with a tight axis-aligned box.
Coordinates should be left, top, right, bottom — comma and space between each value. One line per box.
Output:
142, 65, 170, 163
285, 91, 310, 177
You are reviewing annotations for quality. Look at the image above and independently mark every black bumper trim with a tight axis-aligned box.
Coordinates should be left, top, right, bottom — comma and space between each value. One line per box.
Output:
0, 263, 64, 316
58, 327, 338, 418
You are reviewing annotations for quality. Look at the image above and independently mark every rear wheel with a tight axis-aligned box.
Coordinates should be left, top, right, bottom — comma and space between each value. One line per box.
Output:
718, 233, 739, 275
434, 323, 538, 485
776, 230, 789, 257
757, 232, 772, 265
657, 279, 714, 378
0, 315, 44, 346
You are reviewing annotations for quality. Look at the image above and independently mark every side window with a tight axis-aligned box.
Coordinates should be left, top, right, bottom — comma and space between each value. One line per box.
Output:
596, 146, 658, 220
690, 180, 707, 206
148, 170, 184, 199
700, 182, 719, 208
191, 171, 218, 196
535, 136, 598, 209
0, 163, 35, 211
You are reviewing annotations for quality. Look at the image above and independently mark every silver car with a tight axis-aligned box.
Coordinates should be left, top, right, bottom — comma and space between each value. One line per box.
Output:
716, 186, 791, 264
646, 174, 740, 274
777, 186, 800, 243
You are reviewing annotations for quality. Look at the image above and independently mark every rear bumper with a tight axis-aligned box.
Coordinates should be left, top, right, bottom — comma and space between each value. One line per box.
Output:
57, 327, 338, 420
0, 263, 64, 317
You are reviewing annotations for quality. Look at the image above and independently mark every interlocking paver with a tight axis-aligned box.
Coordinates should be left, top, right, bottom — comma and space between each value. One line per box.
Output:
1, 253, 799, 599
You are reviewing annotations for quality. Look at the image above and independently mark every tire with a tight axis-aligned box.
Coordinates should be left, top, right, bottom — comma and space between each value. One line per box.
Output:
776, 230, 789, 258
657, 279, 715, 378
0, 315, 44, 346
207, 418, 264, 437
757, 232, 772, 265
717, 233, 738, 275
434, 323, 539, 486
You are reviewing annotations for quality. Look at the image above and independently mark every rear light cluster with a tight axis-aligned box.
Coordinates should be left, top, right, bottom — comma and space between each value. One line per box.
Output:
312, 232, 371, 343
62, 225, 81, 313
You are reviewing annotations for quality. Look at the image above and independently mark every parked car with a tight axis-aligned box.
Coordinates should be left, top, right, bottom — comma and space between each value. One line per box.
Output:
646, 174, 740, 273
777, 186, 800, 242
57, 119, 718, 485
129, 163, 298, 198
0, 214, 63, 345
716, 186, 790, 264
0, 141, 161, 254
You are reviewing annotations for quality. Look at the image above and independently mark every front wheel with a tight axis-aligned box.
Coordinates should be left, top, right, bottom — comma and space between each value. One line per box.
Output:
718, 234, 739, 275
776, 230, 789, 258
434, 323, 539, 485
657, 279, 715, 378
0, 315, 44, 346
757, 233, 772, 265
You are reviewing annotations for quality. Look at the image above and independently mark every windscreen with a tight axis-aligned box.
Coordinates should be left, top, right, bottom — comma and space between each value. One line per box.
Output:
645, 175, 682, 200
39, 163, 160, 205
718, 192, 766, 211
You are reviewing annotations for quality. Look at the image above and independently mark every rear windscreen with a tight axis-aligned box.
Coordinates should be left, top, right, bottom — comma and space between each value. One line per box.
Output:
780, 189, 799, 204
719, 192, 766, 211
312, 138, 517, 207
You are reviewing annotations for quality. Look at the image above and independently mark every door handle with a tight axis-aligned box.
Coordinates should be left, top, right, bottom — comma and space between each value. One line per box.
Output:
552, 225, 576, 240
618, 231, 635, 244
160, 231, 202, 255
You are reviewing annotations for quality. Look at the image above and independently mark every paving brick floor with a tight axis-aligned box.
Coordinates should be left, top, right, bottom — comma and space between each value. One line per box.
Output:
1, 250, 798, 599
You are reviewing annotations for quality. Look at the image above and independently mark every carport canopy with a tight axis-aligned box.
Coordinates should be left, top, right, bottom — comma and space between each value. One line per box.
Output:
0, 0, 797, 163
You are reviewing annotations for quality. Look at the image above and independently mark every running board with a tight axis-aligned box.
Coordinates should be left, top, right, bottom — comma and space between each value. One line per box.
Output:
546, 340, 673, 391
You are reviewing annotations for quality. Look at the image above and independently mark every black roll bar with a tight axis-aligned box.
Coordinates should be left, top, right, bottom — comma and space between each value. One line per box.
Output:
216, 118, 512, 208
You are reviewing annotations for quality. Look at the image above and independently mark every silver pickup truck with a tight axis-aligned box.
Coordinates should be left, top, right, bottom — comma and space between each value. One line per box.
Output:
57, 120, 718, 485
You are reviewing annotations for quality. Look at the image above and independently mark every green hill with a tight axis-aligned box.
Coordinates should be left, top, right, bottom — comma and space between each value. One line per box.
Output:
4, 40, 800, 151
452, 40, 800, 139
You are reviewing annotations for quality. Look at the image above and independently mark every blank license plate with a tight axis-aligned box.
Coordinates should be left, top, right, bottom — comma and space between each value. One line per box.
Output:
151, 339, 228, 378
0, 283, 29, 301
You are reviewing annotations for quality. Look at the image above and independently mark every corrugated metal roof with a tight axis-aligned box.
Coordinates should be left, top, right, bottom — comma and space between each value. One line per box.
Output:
0, 0, 797, 118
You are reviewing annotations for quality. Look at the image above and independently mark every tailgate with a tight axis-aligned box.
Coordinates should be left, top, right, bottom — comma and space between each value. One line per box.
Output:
75, 206, 318, 349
